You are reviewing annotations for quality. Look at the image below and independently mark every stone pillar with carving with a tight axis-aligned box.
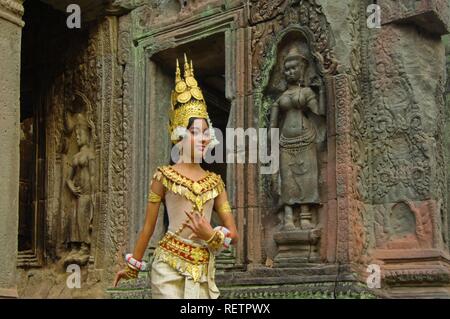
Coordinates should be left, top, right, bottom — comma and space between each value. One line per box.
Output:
362, 0, 450, 297
0, 0, 24, 298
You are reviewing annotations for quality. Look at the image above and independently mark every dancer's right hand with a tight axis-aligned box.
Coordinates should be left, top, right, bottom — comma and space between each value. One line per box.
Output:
113, 268, 130, 287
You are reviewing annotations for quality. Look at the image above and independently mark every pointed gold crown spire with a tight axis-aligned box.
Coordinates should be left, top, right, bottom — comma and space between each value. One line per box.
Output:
175, 59, 181, 84
183, 53, 191, 77
168, 54, 208, 144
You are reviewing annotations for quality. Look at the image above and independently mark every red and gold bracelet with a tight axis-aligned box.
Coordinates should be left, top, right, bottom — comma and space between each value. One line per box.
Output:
205, 230, 225, 251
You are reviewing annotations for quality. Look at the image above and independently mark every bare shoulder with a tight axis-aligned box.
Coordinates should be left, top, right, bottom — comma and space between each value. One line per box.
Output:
302, 87, 318, 103
301, 86, 315, 95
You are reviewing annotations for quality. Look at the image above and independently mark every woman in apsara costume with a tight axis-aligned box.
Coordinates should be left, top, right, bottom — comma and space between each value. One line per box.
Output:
113, 55, 239, 299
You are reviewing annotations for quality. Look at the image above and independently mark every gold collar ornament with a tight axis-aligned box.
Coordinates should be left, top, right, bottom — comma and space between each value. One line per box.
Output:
153, 165, 225, 213
168, 54, 219, 148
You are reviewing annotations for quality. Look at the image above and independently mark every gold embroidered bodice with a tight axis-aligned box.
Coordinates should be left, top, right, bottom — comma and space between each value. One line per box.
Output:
152, 165, 225, 240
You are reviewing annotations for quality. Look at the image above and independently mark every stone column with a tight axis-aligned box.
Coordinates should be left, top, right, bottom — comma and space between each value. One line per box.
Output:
0, 0, 24, 298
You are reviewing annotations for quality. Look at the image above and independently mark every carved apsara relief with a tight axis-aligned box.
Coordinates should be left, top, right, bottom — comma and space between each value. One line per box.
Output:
62, 92, 97, 266
267, 33, 326, 231
251, 4, 339, 245
253, 18, 333, 264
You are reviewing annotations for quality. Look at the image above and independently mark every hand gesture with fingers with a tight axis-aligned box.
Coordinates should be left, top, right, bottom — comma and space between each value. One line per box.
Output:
183, 210, 214, 241
113, 268, 132, 288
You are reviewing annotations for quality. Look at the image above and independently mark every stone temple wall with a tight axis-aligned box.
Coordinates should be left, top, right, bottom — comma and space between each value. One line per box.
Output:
4, 0, 450, 298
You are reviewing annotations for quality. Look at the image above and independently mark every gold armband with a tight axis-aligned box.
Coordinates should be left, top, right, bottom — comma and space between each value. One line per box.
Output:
205, 230, 225, 251
216, 201, 232, 214
148, 190, 162, 203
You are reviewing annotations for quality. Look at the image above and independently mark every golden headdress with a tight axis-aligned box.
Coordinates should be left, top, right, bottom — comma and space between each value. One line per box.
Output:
169, 54, 218, 147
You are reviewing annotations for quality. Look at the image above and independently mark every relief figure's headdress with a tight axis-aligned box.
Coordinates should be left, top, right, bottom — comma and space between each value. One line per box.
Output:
169, 54, 218, 147
284, 45, 308, 64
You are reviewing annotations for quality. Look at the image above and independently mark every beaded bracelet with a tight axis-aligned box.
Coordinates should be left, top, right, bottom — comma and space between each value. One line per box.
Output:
215, 226, 232, 249
125, 254, 149, 271
206, 226, 233, 253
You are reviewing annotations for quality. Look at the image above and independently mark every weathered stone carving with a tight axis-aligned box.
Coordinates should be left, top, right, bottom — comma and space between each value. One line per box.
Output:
10, 0, 450, 299
270, 45, 324, 230
132, 0, 225, 29
251, 0, 338, 89
0, 0, 24, 16
374, 200, 435, 250
63, 92, 96, 266
379, 0, 450, 35
368, 27, 432, 204
112, 0, 146, 10
249, 0, 287, 24
360, 20, 450, 291
0, 0, 24, 27
256, 27, 328, 266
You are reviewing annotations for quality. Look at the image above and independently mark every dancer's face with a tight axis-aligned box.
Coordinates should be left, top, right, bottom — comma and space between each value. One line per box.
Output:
183, 118, 210, 162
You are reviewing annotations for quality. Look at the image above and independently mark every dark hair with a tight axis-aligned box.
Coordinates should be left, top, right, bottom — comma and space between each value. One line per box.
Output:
187, 117, 209, 129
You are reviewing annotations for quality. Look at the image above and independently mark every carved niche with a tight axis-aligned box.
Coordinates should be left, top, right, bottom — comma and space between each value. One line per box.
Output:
251, 1, 340, 267
258, 26, 330, 266
61, 91, 97, 267
374, 200, 438, 250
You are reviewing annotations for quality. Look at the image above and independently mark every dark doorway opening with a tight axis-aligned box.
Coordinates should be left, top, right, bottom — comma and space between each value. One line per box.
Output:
18, 0, 68, 267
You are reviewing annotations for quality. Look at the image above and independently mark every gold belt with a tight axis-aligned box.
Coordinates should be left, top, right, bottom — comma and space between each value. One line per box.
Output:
154, 232, 210, 282
158, 232, 209, 264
